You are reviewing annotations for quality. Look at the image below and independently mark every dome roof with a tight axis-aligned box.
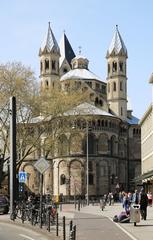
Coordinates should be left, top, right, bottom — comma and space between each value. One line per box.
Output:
60, 68, 103, 81
64, 102, 114, 117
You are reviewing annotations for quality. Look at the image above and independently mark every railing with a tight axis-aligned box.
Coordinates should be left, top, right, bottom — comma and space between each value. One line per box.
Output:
11, 199, 80, 240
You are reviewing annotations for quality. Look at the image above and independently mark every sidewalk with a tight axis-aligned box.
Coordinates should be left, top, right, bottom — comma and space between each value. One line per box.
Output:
59, 202, 153, 240
1, 203, 153, 240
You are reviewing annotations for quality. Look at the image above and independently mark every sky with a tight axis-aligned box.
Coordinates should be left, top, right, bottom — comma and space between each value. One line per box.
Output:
0, 0, 153, 119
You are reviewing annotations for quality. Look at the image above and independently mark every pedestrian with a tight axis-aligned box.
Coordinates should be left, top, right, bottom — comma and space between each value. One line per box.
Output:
139, 188, 148, 220
147, 192, 152, 206
122, 193, 130, 213
108, 192, 113, 206
132, 189, 139, 204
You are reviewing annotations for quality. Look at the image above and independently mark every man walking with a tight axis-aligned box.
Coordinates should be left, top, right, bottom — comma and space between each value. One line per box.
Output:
139, 188, 148, 220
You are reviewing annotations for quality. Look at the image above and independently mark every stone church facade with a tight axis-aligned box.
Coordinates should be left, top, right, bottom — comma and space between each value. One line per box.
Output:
21, 23, 141, 198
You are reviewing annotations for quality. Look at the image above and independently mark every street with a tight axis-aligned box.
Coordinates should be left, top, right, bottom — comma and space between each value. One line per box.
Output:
0, 222, 50, 240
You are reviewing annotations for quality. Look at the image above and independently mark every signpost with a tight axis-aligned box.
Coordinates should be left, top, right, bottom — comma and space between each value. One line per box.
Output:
10, 96, 17, 220
34, 157, 49, 174
34, 157, 49, 228
19, 171, 27, 183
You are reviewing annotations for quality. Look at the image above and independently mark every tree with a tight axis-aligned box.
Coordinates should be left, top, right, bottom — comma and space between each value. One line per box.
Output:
0, 62, 89, 189
0, 62, 38, 188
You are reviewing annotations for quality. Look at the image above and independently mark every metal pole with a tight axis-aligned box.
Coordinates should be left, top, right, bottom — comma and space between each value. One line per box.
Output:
10, 96, 17, 220
39, 173, 43, 228
56, 212, 59, 236
63, 216, 66, 240
74, 185, 76, 209
73, 225, 76, 240
70, 220, 73, 232
86, 122, 89, 205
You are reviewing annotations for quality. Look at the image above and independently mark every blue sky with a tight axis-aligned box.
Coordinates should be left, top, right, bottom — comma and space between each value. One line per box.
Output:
0, 0, 153, 119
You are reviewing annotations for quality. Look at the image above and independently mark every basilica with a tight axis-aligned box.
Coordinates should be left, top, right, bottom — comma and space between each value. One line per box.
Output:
21, 23, 141, 198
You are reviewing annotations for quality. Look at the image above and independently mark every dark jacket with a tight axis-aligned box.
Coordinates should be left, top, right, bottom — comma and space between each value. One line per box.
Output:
140, 192, 148, 208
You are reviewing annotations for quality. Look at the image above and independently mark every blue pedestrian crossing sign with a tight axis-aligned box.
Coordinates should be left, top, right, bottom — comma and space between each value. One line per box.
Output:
19, 171, 27, 183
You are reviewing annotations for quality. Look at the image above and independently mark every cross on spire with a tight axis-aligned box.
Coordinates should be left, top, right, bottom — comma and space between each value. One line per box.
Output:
78, 46, 82, 55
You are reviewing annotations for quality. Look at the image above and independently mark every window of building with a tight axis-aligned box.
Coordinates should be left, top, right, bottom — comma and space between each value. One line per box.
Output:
89, 173, 94, 185
99, 100, 103, 106
96, 83, 100, 89
108, 63, 110, 74
113, 82, 116, 91
60, 174, 66, 185
98, 133, 108, 152
121, 107, 123, 116
86, 81, 92, 88
65, 83, 70, 91
45, 80, 49, 87
101, 120, 104, 127
52, 60, 56, 70
125, 82, 127, 92
63, 68, 67, 74
45, 59, 49, 70
112, 62, 117, 72
102, 85, 106, 94
105, 120, 108, 127
40, 61, 43, 72
120, 81, 123, 91
75, 81, 81, 89
119, 62, 123, 72
90, 93, 94, 100
89, 161, 93, 172
95, 97, 99, 105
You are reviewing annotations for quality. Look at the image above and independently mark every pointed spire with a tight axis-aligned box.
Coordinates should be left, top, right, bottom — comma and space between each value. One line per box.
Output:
59, 31, 75, 67
40, 22, 60, 55
107, 25, 127, 58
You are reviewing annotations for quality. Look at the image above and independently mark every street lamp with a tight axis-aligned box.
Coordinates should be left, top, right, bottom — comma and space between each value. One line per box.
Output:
86, 122, 89, 205
72, 120, 89, 204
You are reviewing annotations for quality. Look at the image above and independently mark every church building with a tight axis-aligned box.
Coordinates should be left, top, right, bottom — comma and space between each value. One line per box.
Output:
21, 23, 141, 199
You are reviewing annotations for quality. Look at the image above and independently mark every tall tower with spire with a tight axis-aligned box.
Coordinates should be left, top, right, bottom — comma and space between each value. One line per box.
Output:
106, 26, 128, 120
39, 22, 60, 91
59, 31, 75, 77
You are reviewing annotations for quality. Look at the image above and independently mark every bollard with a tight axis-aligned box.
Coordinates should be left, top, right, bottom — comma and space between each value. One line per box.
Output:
73, 225, 76, 240
63, 216, 66, 240
78, 200, 80, 211
48, 210, 50, 232
31, 209, 34, 225
56, 213, 59, 236
39, 209, 42, 228
21, 207, 24, 224
80, 200, 82, 208
60, 202, 62, 211
69, 220, 73, 232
